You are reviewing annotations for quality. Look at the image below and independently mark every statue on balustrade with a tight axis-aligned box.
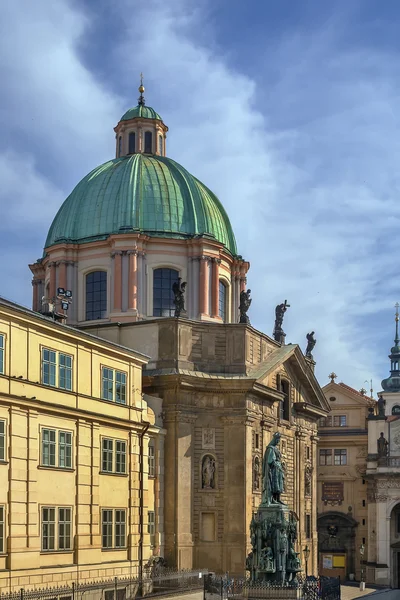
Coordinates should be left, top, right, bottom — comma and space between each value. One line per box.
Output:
377, 432, 389, 458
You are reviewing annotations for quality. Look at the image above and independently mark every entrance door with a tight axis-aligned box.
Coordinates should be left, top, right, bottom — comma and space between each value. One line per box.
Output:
397, 552, 400, 588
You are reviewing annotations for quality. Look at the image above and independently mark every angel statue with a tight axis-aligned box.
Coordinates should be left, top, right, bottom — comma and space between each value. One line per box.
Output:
172, 278, 187, 318
239, 289, 252, 324
305, 331, 316, 359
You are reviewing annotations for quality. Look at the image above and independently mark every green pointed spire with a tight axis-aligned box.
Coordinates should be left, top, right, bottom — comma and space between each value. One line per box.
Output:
382, 303, 400, 392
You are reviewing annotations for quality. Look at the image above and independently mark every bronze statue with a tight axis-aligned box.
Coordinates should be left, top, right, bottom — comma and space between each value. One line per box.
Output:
262, 432, 286, 505
172, 278, 187, 317
377, 432, 388, 458
239, 289, 252, 324
273, 300, 290, 342
305, 331, 316, 358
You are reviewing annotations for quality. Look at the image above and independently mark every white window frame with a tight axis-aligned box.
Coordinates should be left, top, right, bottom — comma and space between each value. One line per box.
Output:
41, 428, 73, 469
148, 442, 155, 477
0, 506, 5, 554
41, 506, 72, 552
41, 347, 73, 391
0, 420, 6, 462
101, 438, 127, 474
101, 508, 126, 549
101, 366, 127, 404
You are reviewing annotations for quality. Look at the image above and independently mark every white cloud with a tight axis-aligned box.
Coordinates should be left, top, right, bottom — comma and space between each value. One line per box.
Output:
1, 0, 399, 390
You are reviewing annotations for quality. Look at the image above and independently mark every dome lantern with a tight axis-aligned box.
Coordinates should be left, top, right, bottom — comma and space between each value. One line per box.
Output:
114, 76, 168, 158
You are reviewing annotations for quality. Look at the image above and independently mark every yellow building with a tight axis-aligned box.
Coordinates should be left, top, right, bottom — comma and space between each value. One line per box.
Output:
0, 297, 164, 592
317, 375, 372, 581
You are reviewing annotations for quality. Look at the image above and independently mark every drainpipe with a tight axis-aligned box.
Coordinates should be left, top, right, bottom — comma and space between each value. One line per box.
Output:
139, 421, 150, 581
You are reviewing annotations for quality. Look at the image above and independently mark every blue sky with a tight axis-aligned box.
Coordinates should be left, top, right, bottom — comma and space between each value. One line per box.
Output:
1, 0, 400, 393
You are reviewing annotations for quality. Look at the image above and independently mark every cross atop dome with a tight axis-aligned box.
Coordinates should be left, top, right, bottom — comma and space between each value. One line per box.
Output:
138, 72, 145, 106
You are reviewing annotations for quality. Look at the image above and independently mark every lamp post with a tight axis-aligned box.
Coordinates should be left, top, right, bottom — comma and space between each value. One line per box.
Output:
303, 545, 310, 579
359, 543, 365, 591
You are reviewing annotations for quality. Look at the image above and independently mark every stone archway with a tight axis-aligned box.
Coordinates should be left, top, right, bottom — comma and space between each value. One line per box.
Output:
317, 512, 358, 579
390, 503, 400, 588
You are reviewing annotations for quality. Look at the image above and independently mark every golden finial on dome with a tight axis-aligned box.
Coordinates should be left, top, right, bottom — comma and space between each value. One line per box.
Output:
138, 72, 145, 106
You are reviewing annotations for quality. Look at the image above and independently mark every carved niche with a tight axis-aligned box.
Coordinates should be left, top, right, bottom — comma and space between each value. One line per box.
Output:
201, 454, 216, 490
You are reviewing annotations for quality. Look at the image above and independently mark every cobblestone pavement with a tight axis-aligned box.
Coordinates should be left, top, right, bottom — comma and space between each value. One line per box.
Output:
340, 585, 378, 600
170, 586, 400, 600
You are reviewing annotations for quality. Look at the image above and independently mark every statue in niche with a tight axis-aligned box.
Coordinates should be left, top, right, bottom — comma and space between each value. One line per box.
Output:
304, 462, 312, 496
172, 277, 187, 318
202, 455, 216, 489
239, 289, 252, 324
253, 456, 261, 490
262, 432, 286, 505
273, 300, 290, 342
305, 331, 316, 359
259, 546, 275, 573
377, 432, 389, 457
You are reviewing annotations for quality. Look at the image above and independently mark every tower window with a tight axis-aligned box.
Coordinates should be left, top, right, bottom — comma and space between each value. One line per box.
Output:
158, 135, 163, 156
86, 271, 107, 320
144, 131, 152, 154
153, 268, 179, 317
219, 280, 227, 322
128, 132, 136, 154
118, 136, 122, 157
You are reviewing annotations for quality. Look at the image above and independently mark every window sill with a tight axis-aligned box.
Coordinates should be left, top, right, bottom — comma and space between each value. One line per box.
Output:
40, 550, 73, 555
101, 547, 127, 552
99, 471, 128, 477
38, 466, 74, 472
0, 460, 8, 466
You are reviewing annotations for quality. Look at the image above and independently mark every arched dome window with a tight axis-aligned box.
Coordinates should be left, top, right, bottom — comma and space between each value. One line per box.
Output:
86, 271, 107, 321
153, 268, 179, 317
158, 135, 163, 156
118, 136, 122, 157
128, 132, 136, 154
144, 131, 152, 154
219, 280, 227, 322
392, 405, 400, 416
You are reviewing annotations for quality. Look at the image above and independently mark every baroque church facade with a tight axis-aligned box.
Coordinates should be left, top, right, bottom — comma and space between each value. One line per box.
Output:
28, 83, 330, 576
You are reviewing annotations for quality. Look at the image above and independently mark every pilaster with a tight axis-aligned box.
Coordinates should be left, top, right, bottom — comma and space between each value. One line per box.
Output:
111, 251, 123, 312
127, 249, 138, 312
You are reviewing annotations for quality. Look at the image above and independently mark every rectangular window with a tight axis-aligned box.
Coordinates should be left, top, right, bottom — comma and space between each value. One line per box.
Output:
0, 420, 5, 461
102, 367, 127, 404
0, 506, 4, 553
0, 334, 4, 375
42, 428, 56, 467
333, 415, 347, 427
59, 431, 72, 468
115, 441, 126, 474
58, 507, 72, 550
42, 348, 73, 390
102, 510, 113, 549
115, 510, 126, 548
334, 449, 347, 466
148, 443, 155, 477
148, 510, 155, 547
102, 509, 126, 549
41, 428, 72, 469
102, 438, 113, 472
42, 507, 56, 551
319, 449, 332, 466
255, 434, 259, 450
305, 514, 311, 539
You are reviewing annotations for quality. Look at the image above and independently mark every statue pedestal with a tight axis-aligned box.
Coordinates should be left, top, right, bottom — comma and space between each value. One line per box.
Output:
247, 504, 302, 585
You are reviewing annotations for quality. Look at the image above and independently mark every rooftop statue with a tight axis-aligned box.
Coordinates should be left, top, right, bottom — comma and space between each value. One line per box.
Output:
305, 331, 316, 359
172, 278, 187, 318
239, 289, 252, 324
273, 300, 290, 342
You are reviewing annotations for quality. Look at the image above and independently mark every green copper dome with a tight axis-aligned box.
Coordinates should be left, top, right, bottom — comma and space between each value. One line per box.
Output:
45, 154, 237, 254
120, 105, 162, 121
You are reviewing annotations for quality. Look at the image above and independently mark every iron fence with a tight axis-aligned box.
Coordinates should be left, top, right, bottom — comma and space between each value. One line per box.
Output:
0, 569, 207, 600
204, 575, 340, 600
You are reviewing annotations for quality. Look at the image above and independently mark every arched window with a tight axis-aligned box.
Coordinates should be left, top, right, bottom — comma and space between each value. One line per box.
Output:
128, 132, 136, 154
158, 135, 163, 156
279, 378, 290, 421
153, 268, 179, 317
86, 271, 107, 320
219, 280, 227, 322
118, 136, 122, 157
393, 405, 400, 416
144, 131, 152, 154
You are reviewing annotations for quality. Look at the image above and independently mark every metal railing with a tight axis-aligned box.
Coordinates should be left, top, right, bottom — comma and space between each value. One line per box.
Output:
0, 569, 206, 600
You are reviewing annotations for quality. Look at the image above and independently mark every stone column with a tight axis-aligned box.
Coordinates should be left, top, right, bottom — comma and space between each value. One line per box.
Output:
140, 251, 147, 316
48, 261, 56, 300
211, 258, 221, 318
127, 249, 138, 311
199, 256, 210, 316
310, 433, 319, 576
58, 261, 67, 291
240, 276, 247, 293
112, 251, 123, 312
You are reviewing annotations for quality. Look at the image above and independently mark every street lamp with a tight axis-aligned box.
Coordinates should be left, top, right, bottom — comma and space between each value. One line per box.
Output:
359, 543, 365, 591
303, 545, 310, 579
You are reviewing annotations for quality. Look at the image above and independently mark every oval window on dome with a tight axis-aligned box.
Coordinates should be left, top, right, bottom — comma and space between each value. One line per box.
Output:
86, 271, 107, 321
128, 132, 136, 154
144, 131, 152, 154
153, 268, 179, 317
